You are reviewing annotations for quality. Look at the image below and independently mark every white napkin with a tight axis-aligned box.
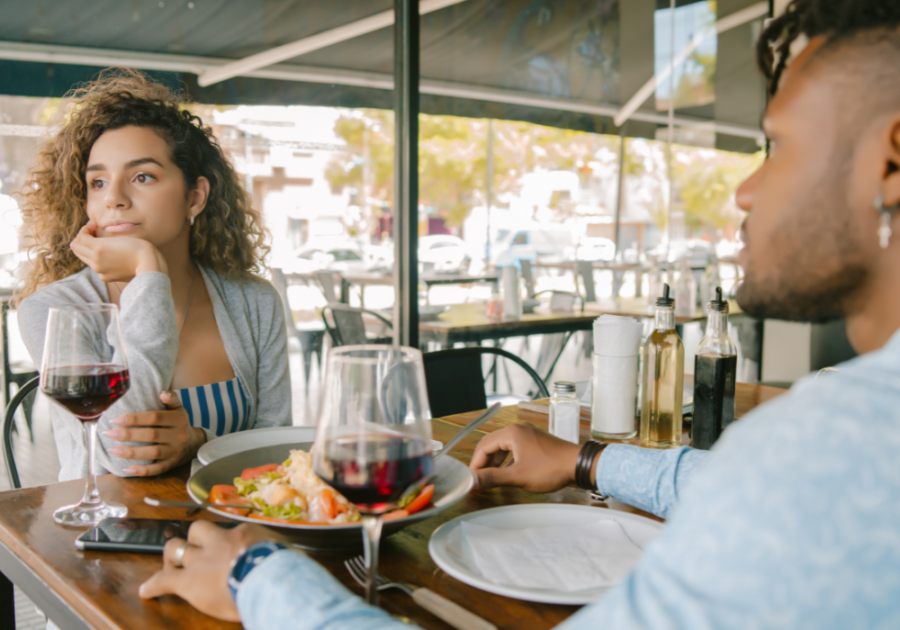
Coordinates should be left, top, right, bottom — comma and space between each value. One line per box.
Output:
461, 519, 642, 592
592, 315, 642, 435
592, 314, 643, 356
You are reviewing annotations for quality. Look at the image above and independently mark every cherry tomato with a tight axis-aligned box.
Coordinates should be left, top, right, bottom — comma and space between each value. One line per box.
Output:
404, 485, 434, 515
208, 484, 250, 516
240, 463, 281, 481
382, 509, 409, 522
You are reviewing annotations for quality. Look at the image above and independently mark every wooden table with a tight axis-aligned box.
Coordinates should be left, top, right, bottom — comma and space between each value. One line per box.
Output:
419, 311, 598, 348
0, 384, 785, 630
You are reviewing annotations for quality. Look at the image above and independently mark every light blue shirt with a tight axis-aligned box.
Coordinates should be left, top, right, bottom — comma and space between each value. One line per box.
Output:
237, 330, 900, 629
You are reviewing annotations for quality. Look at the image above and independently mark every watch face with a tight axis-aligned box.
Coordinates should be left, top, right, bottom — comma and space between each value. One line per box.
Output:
228, 542, 289, 599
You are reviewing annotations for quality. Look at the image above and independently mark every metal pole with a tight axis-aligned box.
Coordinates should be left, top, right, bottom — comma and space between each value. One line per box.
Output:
485, 118, 494, 268
392, 0, 420, 348
613, 130, 625, 258
665, 0, 676, 261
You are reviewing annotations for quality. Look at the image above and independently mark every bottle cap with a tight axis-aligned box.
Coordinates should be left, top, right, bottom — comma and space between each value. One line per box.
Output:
709, 286, 728, 312
553, 381, 576, 393
656, 283, 675, 307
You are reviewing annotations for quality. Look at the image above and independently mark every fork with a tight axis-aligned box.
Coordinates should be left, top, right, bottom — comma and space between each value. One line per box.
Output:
344, 556, 497, 630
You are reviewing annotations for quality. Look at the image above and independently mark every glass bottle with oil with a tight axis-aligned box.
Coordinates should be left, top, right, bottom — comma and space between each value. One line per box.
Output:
640, 284, 684, 448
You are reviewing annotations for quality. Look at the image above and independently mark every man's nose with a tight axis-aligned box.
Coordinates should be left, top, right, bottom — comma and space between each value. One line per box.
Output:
734, 163, 763, 212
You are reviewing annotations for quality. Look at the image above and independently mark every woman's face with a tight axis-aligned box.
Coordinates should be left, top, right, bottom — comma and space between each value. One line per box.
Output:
84, 125, 206, 247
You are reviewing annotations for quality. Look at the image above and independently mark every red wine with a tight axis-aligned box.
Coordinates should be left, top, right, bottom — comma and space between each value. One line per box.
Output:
319, 435, 434, 513
42, 365, 130, 420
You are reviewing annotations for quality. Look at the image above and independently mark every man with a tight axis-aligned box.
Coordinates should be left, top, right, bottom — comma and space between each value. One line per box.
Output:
140, 0, 900, 627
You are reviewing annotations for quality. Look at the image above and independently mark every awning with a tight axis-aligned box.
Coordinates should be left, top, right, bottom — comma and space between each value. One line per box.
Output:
0, 0, 766, 151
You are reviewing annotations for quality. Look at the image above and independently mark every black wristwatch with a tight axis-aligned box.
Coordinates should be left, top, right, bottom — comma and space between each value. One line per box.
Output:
227, 541, 289, 601
575, 440, 609, 500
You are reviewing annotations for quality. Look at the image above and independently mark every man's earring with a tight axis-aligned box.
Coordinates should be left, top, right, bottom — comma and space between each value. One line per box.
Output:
875, 194, 900, 249
189, 215, 195, 226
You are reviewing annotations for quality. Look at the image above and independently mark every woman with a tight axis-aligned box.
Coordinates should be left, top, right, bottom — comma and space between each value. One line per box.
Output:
15, 69, 291, 482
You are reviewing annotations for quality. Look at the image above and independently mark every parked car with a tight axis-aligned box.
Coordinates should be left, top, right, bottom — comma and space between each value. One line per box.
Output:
419, 234, 471, 274
283, 243, 371, 275
575, 237, 616, 262
492, 227, 576, 267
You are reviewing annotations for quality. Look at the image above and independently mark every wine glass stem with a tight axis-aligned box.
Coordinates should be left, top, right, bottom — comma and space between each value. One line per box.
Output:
79, 419, 102, 508
361, 514, 384, 606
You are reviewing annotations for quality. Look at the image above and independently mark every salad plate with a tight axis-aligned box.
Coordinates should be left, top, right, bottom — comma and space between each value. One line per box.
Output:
197, 425, 443, 466
188, 442, 473, 550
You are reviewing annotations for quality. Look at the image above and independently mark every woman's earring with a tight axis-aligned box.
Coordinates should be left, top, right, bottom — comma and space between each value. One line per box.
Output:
875, 195, 900, 249
189, 215, 195, 227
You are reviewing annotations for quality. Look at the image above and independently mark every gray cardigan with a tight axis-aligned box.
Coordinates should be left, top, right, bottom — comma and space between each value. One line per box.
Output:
18, 265, 292, 481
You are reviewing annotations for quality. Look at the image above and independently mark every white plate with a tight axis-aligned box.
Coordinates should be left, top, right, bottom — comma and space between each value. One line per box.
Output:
198, 426, 443, 466
428, 504, 663, 605
197, 426, 318, 465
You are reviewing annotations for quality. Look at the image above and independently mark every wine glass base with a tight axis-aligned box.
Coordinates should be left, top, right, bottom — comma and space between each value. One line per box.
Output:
53, 501, 127, 527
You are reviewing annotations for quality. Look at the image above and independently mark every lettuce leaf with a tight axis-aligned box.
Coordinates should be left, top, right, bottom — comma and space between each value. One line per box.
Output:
233, 477, 257, 496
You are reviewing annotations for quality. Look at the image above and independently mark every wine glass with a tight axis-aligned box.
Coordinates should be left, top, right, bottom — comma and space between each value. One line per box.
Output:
313, 344, 433, 605
41, 304, 130, 526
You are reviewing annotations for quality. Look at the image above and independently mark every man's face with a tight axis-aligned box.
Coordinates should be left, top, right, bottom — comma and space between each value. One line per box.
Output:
735, 42, 874, 321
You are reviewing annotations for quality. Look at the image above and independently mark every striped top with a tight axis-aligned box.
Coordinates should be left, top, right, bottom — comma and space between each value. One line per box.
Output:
175, 377, 249, 438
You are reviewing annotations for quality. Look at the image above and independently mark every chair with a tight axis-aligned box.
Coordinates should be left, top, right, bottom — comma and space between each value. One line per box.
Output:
321, 304, 393, 347
270, 268, 326, 394
2, 299, 38, 441
577, 260, 598, 303
422, 347, 550, 418
316, 271, 350, 304
3, 375, 38, 490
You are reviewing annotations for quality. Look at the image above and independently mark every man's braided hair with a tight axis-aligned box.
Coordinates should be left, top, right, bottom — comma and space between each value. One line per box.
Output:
756, 0, 900, 98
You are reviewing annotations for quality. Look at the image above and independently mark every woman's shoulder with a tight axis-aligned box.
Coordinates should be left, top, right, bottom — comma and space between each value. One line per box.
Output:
19, 267, 104, 312
203, 266, 281, 308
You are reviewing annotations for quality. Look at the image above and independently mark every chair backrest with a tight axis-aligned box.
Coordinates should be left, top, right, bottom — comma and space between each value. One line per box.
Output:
321, 304, 393, 347
316, 271, 343, 303
577, 261, 597, 303
423, 347, 550, 417
3, 376, 39, 490
520, 259, 536, 297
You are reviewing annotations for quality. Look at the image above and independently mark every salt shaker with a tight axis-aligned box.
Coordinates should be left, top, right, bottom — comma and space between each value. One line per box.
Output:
549, 381, 580, 444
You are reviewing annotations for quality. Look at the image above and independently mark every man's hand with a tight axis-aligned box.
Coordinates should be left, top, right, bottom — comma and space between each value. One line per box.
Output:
70, 220, 167, 281
104, 391, 207, 476
469, 423, 582, 493
139, 522, 279, 621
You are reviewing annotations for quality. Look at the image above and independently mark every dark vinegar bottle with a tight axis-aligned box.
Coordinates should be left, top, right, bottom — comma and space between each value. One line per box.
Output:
692, 288, 737, 450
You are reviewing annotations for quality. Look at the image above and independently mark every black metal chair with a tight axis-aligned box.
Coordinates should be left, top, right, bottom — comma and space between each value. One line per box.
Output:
423, 347, 549, 418
270, 268, 326, 394
3, 375, 38, 490
2, 298, 38, 441
321, 304, 393, 347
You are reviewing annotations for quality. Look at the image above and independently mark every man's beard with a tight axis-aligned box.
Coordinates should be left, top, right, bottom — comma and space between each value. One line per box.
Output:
736, 167, 868, 322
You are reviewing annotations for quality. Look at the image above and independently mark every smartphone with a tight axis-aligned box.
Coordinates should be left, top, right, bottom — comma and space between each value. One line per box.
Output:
75, 518, 194, 553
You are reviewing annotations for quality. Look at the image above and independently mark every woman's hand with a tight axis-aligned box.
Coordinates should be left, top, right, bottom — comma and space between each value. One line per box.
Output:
469, 423, 582, 493
104, 391, 206, 476
139, 522, 279, 621
70, 220, 167, 281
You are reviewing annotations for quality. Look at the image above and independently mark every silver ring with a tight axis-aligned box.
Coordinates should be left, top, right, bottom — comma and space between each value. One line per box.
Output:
172, 540, 192, 568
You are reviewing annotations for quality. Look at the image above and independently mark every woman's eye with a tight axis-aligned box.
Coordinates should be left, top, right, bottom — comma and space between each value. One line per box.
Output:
135, 173, 156, 184
89, 179, 105, 190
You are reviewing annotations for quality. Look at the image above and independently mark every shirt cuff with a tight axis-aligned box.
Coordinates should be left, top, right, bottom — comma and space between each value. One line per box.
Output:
236, 550, 401, 630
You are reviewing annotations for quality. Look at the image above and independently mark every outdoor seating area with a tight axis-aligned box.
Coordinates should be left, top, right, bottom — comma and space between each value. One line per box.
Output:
0, 0, 896, 628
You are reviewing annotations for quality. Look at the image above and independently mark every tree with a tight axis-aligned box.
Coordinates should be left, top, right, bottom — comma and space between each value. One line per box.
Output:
324, 110, 618, 232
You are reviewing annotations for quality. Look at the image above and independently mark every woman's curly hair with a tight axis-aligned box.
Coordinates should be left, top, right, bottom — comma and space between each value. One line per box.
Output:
17, 67, 270, 300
